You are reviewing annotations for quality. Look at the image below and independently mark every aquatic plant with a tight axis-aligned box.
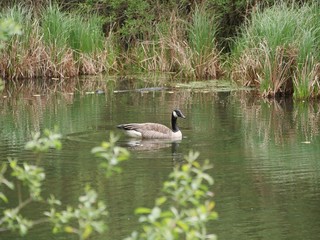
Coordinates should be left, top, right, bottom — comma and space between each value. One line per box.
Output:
232, 0, 320, 99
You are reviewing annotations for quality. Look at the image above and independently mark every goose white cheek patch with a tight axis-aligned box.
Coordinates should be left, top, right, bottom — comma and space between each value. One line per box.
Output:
173, 111, 178, 118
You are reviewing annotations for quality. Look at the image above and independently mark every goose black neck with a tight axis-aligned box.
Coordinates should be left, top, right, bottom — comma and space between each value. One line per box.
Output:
171, 113, 179, 132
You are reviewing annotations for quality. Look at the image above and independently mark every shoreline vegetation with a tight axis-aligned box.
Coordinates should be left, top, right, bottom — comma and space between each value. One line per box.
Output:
0, 0, 319, 99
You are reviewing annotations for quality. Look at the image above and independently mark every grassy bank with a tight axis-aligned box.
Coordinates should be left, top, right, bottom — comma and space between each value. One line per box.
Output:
1, 1, 320, 99
0, 5, 116, 79
231, 1, 320, 99
0, 4, 223, 80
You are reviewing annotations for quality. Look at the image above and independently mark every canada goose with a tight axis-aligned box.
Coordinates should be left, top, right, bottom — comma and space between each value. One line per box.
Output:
117, 109, 186, 140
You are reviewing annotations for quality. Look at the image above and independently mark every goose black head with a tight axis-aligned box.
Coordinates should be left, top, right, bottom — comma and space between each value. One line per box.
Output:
172, 109, 186, 119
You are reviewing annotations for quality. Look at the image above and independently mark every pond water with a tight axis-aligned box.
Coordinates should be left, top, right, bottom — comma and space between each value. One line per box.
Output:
1, 76, 320, 240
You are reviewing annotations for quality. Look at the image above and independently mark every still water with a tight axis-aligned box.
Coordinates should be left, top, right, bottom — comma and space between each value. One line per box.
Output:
0, 76, 320, 239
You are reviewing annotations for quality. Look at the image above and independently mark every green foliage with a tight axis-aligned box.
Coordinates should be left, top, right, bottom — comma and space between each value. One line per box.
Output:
25, 128, 62, 154
0, 129, 60, 236
42, 4, 105, 53
109, 0, 152, 42
0, 5, 33, 50
1, 208, 33, 236
80, 0, 155, 45
0, 14, 21, 89
45, 185, 107, 240
0, 130, 129, 239
0, 4, 109, 79
42, 132, 129, 239
1, 128, 217, 239
188, 5, 220, 79
0, 18, 21, 45
0, 161, 45, 235
126, 151, 217, 240
92, 132, 130, 177
9, 160, 45, 200
0, 164, 13, 202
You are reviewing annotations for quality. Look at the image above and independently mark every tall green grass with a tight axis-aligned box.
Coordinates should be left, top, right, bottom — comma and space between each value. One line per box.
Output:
41, 4, 105, 54
41, 5, 69, 50
232, 0, 320, 99
188, 6, 221, 79
69, 15, 105, 53
188, 6, 217, 58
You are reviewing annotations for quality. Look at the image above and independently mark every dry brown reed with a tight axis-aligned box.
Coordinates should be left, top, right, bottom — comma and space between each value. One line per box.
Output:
293, 57, 320, 99
231, 49, 262, 88
232, 43, 298, 98
231, 1, 320, 99
232, 43, 320, 99
261, 45, 296, 98
0, 33, 109, 80
134, 11, 223, 79
0, 5, 110, 80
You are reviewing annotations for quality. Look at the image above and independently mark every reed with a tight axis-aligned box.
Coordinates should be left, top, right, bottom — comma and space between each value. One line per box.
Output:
41, 5, 69, 50
67, 13, 105, 54
188, 6, 221, 79
134, 8, 222, 79
232, 0, 320, 99
0, 4, 109, 80
0, 5, 42, 79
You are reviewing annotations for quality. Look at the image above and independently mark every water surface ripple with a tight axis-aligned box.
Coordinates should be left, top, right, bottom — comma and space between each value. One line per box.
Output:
1, 80, 320, 239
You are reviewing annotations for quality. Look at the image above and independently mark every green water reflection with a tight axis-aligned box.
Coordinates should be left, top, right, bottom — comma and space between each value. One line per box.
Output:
0, 77, 320, 240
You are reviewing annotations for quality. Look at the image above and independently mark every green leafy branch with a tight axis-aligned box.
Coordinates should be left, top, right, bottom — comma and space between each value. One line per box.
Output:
25, 128, 62, 153
0, 18, 21, 47
0, 129, 59, 235
126, 151, 218, 240
0, 160, 45, 235
45, 186, 108, 240
91, 132, 130, 177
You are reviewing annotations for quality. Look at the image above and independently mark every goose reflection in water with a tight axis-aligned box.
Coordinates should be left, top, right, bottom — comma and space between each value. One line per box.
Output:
122, 139, 179, 152
119, 139, 184, 164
